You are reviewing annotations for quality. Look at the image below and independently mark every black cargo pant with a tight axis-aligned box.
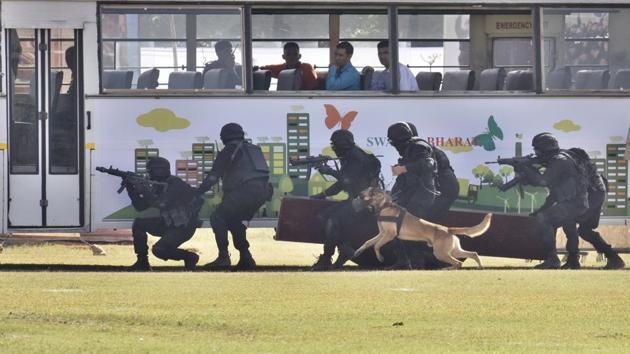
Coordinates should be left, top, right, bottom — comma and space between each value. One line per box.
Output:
132, 217, 197, 260
317, 199, 371, 258
563, 190, 613, 255
210, 179, 269, 257
536, 200, 588, 257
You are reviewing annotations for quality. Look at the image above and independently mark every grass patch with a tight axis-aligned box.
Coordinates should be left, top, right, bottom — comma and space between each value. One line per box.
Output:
1, 230, 629, 352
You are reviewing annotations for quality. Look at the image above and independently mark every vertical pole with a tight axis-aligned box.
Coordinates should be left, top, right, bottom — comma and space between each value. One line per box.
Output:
388, 5, 400, 93
243, 4, 253, 93
186, 14, 197, 71
329, 14, 340, 65
532, 5, 544, 93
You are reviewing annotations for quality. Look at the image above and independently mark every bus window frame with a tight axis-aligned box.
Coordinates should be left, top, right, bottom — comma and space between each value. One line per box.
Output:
97, 4, 246, 93
92, 3, 630, 98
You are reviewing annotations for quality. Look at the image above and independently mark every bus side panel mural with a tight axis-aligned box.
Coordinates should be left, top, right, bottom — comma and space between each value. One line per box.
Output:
91, 98, 630, 228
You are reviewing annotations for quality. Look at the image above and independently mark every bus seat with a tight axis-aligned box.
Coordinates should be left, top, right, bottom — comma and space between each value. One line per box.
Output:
137, 68, 160, 89
415, 72, 442, 91
168, 71, 202, 89
361, 66, 374, 90
610, 69, 630, 90
253, 70, 272, 90
441, 70, 474, 91
504, 70, 534, 91
203, 68, 234, 89
277, 68, 303, 90
478, 68, 506, 90
50, 70, 64, 113
102, 70, 133, 89
546, 67, 571, 90
316, 70, 327, 90
574, 69, 610, 90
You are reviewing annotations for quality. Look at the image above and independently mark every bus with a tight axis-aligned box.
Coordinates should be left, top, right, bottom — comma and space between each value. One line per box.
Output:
1, 0, 628, 236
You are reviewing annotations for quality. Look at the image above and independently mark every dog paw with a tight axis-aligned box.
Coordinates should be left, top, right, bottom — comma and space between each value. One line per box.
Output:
376, 253, 385, 263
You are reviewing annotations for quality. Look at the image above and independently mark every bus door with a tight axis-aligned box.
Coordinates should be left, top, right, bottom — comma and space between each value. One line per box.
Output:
7, 28, 83, 227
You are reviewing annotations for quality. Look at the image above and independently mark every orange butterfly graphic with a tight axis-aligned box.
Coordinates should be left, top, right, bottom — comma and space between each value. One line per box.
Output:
324, 104, 358, 130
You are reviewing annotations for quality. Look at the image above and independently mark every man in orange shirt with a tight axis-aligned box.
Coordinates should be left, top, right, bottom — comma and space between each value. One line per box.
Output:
255, 42, 318, 90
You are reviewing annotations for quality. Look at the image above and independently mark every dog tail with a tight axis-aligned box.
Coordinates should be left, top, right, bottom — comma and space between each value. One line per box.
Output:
447, 213, 492, 238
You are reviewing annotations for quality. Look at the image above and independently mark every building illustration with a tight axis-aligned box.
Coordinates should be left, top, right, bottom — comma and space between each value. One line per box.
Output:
134, 148, 159, 176
605, 144, 628, 216
287, 113, 310, 196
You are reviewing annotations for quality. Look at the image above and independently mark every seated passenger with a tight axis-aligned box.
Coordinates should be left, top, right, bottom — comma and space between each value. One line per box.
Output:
326, 41, 361, 91
203, 40, 242, 87
370, 40, 419, 91
256, 42, 318, 90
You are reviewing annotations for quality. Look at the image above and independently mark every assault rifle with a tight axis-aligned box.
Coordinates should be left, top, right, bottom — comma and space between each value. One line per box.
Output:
289, 155, 341, 180
485, 154, 541, 198
96, 166, 167, 195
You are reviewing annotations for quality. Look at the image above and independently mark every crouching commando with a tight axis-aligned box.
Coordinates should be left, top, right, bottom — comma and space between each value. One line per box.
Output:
100, 157, 203, 271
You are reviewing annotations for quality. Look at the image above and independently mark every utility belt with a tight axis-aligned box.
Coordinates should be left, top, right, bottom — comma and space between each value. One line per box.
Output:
225, 177, 273, 201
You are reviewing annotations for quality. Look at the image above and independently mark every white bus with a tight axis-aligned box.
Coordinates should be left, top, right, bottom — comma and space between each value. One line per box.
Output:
1, 0, 628, 234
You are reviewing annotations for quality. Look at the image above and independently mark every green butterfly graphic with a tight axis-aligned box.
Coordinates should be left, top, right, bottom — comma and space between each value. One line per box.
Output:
474, 115, 504, 151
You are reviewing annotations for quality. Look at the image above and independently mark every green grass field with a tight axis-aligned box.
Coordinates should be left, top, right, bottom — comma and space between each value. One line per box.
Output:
1, 230, 629, 353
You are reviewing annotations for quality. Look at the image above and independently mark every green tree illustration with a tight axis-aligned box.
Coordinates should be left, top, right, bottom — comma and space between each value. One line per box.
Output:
278, 175, 294, 195
499, 165, 514, 183
472, 165, 491, 189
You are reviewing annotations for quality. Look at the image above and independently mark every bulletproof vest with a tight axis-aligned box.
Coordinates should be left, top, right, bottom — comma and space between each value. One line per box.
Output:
223, 141, 269, 191
394, 140, 437, 204
155, 176, 202, 228
339, 146, 381, 198
564, 149, 606, 192
416, 138, 453, 173
549, 152, 588, 204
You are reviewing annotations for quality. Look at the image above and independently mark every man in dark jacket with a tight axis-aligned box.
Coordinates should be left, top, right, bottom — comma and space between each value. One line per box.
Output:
561, 147, 625, 269
522, 133, 589, 269
386, 122, 439, 269
311, 129, 381, 271
407, 122, 459, 223
128, 157, 202, 271
198, 123, 271, 271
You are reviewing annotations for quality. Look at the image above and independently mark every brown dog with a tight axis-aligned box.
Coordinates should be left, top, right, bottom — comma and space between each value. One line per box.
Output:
353, 187, 492, 269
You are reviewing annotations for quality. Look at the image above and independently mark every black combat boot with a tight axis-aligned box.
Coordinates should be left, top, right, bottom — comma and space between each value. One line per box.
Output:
603, 250, 625, 270
534, 253, 561, 269
183, 252, 200, 271
233, 251, 256, 271
561, 253, 581, 269
311, 255, 333, 271
333, 244, 355, 269
205, 253, 231, 270
386, 240, 413, 270
129, 256, 151, 271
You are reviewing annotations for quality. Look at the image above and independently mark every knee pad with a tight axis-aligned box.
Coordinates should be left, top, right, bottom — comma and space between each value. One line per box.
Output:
151, 244, 169, 261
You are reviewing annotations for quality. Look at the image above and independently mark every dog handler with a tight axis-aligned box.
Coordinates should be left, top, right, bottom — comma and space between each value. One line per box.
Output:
310, 129, 381, 271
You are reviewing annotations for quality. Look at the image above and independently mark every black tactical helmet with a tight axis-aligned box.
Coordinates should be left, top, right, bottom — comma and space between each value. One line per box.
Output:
532, 133, 559, 153
406, 122, 419, 137
387, 122, 413, 145
147, 157, 170, 181
330, 129, 355, 151
220, 123, 245, 143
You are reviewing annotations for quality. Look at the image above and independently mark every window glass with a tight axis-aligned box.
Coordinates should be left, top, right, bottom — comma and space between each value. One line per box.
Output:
100, 6, 243, 91
541, 8, 629, 90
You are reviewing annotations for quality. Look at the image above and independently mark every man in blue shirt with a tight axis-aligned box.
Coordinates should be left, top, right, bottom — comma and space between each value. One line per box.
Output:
326, 41, 361, 90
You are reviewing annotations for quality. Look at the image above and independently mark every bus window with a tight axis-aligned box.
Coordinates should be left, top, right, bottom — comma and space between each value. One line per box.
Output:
252, 13, 329, 91
339, 14, 389, 91
398, 14, 470, 91
99, 5, 243, 92
542, 8, 630, 91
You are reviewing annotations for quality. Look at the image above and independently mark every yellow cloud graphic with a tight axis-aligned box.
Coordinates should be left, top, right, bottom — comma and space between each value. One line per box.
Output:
553, 119, 581, 133
440, 145, 474, 154
137, 108, 190, 132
